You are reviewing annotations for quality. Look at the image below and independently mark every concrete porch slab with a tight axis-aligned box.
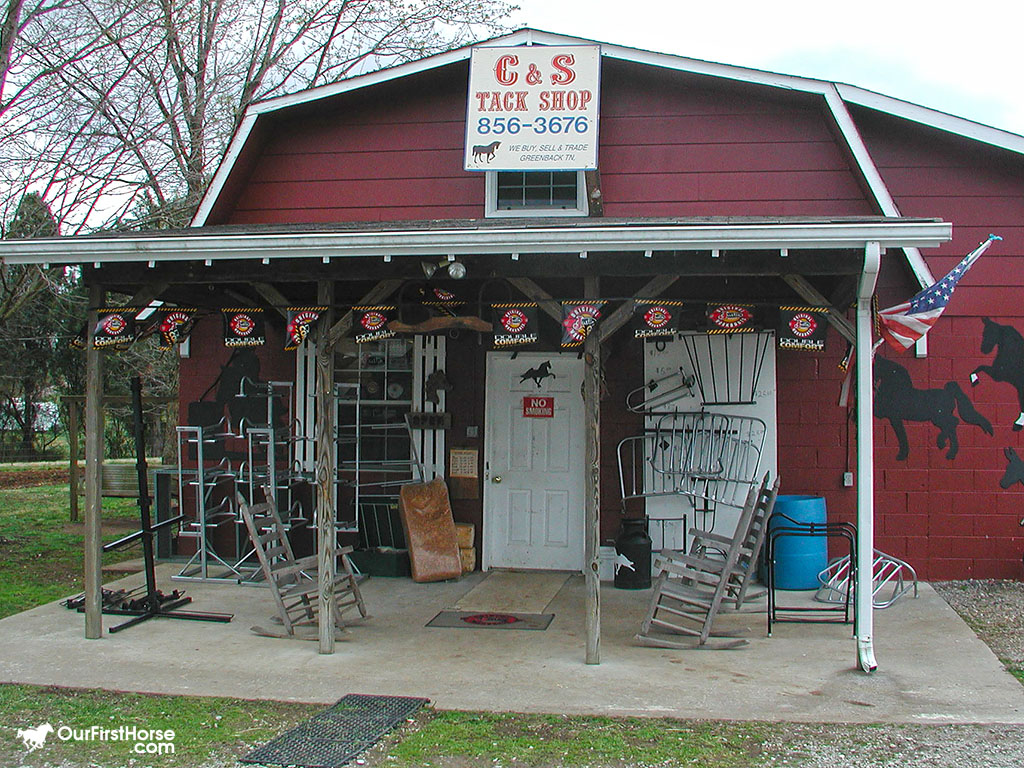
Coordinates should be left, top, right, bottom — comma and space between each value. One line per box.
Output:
1, 565, 1022, 724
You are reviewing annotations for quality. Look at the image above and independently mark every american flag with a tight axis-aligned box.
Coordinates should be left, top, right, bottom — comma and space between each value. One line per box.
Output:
877, 235, 1000, 350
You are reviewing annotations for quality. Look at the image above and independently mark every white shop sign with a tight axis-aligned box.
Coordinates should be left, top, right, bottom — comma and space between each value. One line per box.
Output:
464, 45, 600, 171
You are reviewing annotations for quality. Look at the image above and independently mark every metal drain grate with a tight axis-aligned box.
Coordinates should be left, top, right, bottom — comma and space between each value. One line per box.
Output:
241, 693, 429, 768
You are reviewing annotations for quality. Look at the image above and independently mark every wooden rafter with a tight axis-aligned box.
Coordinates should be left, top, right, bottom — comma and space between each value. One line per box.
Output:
505, 276, 561, 321
121, 282, 169, 308
252, 282, 293, 320
782, 274, 855, 344
597, 274, 680, 343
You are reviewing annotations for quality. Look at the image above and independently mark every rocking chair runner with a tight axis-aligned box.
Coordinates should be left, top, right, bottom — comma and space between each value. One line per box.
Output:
236, 491, 368, 640
635, 473, 777, 650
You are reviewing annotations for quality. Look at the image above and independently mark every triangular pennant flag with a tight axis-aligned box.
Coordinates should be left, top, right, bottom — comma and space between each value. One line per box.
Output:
93, 308, 139, 349
285, 306, 327, 351
421, 286, 462, 317
778, 306, 829, 351
156, 308, 196, 350
69, 324, 87, 350
706, 303, 759, 334
633, 300, 684, 339
222, 308, 265, 347
561, 301, 606, 348
492, 303, 539, 348
352, 306, 396, 343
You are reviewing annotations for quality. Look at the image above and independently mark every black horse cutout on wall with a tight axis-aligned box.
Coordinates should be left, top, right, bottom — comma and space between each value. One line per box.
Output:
999, 447, 1024, 489
971, 317, 1024, 431
874, 356, 993, 460
998, 448, 1024, 526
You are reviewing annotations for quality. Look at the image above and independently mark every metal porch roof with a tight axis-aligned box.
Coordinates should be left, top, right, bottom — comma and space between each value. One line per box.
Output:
0, 216, 951, 267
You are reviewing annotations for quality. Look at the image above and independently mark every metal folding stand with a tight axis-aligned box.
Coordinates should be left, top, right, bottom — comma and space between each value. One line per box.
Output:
99, 377, 233, 633
765, 513, 856, 637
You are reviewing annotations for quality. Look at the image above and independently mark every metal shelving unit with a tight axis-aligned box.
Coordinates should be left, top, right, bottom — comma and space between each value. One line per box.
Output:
335, 339, 423, 537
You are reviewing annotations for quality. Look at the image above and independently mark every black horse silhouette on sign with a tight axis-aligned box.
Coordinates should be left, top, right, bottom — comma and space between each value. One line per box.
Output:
971, 317, 1024, 431
874, 356, 993, 460
520, 361, 556, 387
472, 140, 500, 163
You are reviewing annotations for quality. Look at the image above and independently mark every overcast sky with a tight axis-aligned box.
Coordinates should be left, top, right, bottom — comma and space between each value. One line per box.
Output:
511, 0, 1024, 137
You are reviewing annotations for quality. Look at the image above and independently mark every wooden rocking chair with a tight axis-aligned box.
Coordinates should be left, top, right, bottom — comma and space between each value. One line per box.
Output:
687, 473, 779, 610
237, 490, 368, 640
635, 476, 770, 650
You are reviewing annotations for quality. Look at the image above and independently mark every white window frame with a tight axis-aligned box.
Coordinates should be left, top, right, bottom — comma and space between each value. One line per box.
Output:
485, 170, 589, 218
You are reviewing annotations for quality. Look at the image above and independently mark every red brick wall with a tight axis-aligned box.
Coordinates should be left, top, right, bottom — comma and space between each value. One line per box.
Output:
776, 108, 1024, 579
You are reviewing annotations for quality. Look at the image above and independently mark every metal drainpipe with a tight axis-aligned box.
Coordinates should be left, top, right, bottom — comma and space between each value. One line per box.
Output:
855, 242, 881, 673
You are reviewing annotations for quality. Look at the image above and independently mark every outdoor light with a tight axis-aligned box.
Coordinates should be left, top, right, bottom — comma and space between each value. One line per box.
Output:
421, 258, 467, 279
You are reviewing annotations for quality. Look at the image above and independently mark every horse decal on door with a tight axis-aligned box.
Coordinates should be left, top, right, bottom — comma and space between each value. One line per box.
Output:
971, 317, 1024, 430
520, 361, 556, 387
874, 356, 992, 460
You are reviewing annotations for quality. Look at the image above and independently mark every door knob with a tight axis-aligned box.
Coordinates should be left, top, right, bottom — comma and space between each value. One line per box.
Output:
492, 476, 502, 483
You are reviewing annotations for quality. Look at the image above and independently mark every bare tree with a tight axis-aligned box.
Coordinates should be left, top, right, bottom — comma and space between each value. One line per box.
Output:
0, 0, 516, 231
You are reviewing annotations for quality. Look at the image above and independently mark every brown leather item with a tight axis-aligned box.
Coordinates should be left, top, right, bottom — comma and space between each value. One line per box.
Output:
398, 478, 462, 583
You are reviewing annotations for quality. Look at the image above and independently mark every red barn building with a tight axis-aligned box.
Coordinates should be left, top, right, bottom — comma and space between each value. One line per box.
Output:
4, 29, 1022, 665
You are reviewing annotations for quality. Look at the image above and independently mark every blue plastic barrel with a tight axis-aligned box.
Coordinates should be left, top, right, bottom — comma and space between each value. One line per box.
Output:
769, 495, 828, 590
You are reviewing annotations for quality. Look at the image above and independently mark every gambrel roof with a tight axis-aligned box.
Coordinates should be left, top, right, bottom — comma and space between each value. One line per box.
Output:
192, 28, 1024, 292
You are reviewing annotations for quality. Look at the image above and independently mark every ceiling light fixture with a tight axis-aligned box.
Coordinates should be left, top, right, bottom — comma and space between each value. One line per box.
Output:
421, 257, 467, 279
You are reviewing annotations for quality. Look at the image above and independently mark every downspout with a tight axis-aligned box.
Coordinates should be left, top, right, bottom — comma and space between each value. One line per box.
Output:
855, 242, 881, 672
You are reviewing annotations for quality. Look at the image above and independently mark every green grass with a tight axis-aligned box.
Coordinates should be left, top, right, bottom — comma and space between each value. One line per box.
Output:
0, 690, 768, 768
0, 483, 140, 618
381, 711, 765, 767
0, 683, 321, 767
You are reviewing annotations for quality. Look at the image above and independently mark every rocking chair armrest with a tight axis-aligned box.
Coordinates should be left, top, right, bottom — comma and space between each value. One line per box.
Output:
654, 550, 728, 577
688, 529, 733, 547
275, 557, 319, 579
281, 549, 355, 575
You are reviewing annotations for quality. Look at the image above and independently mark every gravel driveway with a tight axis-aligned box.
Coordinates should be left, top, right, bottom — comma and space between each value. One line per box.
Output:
761, 581, 1024, 768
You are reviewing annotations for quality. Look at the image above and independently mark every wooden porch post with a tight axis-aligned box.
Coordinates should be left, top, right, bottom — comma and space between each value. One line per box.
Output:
315, 280, 337, 654
84, 284, 104, 639
583, 276, 601, 664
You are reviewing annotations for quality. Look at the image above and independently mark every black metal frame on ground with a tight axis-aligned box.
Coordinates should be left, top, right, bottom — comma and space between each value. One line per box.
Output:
765, 514, 856, 636
98, 376, 233, 633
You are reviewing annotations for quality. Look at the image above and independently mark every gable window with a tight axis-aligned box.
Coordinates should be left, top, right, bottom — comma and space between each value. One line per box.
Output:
486, 170, 589, 217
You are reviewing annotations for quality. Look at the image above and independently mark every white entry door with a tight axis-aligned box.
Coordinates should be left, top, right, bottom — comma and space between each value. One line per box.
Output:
483, 352, 585, 571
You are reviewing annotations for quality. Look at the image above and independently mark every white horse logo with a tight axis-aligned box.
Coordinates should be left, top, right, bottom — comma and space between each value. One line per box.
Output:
16, 723, 53, 751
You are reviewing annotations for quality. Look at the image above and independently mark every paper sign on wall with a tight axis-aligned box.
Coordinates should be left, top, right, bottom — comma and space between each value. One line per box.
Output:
464, 45, 600, 171
450, 449, 479, 478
